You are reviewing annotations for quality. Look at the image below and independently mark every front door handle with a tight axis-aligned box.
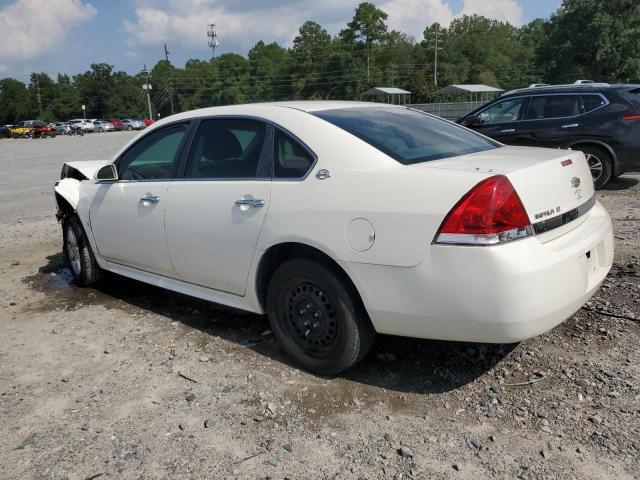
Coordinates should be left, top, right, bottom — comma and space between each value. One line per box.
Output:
235, 198, 265, 208
500, 128, 516, 133
140, 195, 160, 204
561, 123, 579, 129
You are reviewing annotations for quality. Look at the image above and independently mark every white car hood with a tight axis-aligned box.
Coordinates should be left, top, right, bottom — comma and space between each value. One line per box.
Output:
64, 160, 112, 179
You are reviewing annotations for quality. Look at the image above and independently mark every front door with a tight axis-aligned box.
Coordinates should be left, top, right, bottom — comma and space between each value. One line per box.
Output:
165, 118, 271, 295
466, 96, 527, 144
89, 123, 189, 276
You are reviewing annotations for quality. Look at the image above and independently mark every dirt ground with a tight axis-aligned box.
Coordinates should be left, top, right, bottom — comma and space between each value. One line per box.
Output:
0, 133, 638, 480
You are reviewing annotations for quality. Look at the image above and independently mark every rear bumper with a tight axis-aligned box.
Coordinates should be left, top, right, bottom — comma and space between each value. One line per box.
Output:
345, 200, 614, 343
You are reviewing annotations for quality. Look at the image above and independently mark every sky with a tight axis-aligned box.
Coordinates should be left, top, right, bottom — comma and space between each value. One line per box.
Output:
0, 0, 562, 81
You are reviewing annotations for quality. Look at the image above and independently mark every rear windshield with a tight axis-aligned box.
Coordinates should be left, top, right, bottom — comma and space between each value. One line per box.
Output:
314, 107, 498, 165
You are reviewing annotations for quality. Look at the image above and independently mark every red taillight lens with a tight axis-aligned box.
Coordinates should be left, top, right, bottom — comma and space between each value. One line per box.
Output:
622, 106, 640, 121
436, 175, 533, 245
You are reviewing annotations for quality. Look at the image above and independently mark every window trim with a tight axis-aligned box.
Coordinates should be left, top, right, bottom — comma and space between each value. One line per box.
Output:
474, 93, 609, 125
272, 125, 318, 182
112, 120, 194, 183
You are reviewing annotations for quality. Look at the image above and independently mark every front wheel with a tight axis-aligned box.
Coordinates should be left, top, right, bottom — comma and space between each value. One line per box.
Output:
62, 215, 103, 286
267, 259, 375, 375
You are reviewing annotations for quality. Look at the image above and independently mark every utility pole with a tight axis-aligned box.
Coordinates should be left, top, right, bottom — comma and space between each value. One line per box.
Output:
35, 76, 43, 118
164, 43, 171, 63
207, 24, 219, 58
141, 65, 153, 119
431, 25, 443, 88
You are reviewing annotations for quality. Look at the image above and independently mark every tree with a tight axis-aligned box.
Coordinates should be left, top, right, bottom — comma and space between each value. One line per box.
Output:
537, 0, 640, 83
341, 2, 389, 83
0, 78, 33, 124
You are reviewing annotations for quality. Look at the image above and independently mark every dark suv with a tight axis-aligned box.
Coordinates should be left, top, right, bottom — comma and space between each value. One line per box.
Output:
458, 83, 640, 188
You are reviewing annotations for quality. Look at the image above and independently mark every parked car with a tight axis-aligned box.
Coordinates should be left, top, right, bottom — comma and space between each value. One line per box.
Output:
457, 81, 640, 188
54, 102, 613, 374
93, 120, 115, 133
107, 118, 124, 130
144, 118, 155, 127
33, 122, 57, 138
120, 119, 145, 130
0, 125, 11, 138
68, 119, 95, 132
54, 122, 72, 135
10, 120, 38, 138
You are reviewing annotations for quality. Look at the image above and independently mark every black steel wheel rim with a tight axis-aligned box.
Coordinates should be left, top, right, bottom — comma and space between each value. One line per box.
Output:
283, 281, 339, 357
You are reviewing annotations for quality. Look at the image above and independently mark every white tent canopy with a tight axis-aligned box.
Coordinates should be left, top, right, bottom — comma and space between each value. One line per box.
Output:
363, 87, 411, 104
435, 84, 504, 102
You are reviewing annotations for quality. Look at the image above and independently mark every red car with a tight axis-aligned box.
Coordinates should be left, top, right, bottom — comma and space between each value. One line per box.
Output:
144, 118, 155, 126
107, 119, 124, 130
33, 122, 57, 138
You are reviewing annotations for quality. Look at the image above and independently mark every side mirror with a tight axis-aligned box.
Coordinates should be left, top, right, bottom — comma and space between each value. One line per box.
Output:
462, 115, 482, 127
96, 164, 118, 181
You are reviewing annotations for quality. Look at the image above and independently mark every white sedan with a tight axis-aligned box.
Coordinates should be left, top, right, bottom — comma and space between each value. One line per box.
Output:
54, 102, 614, 374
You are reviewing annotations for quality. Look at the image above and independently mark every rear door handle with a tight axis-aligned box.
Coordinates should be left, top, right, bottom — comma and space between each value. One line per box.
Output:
561, 123, 579, 129
500, 128, 516, 133
140, 194, 160, 204
235, 198, 265, 208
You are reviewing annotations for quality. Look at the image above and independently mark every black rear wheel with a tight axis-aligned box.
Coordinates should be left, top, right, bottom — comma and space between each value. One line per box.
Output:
581, 145, 613, 189
267, 258, 375, 375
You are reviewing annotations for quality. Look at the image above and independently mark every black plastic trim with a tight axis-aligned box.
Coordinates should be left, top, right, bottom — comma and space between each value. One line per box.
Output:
532, 195, 596, 234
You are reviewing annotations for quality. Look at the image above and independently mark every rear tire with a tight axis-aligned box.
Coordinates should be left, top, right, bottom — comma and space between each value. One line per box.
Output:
266, 258, 375, 375
581, 145, 613, 189
62, 215, 103, 286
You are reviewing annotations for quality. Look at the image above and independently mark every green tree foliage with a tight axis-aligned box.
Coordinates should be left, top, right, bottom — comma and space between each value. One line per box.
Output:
1, 0, 637, 125
538, 0, 640, 82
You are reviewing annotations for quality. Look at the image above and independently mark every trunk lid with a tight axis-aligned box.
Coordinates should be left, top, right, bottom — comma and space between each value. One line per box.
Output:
415, 146, 595, 239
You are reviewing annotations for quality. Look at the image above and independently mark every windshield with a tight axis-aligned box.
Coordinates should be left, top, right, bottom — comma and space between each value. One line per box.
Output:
314, 107, 498, 165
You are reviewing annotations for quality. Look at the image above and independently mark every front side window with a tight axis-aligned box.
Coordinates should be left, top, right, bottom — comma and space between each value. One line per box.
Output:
477, 98, 525, 124
314, 107, 497, 165
274, 130, 314, 178
185, 119, 266, 179
118, 124, 187, 180
525, 95, 579, 120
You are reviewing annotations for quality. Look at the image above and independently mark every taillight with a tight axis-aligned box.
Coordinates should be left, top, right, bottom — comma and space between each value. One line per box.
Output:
435, 175, 533, 246
622, 106, 640, 121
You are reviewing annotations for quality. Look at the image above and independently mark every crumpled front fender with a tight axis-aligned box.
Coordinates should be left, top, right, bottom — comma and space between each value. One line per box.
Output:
54, 178, 81, 215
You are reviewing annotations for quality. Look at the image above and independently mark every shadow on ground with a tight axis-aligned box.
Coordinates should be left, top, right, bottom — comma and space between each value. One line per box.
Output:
27, 253, 516, 396
603, 175, 639, 191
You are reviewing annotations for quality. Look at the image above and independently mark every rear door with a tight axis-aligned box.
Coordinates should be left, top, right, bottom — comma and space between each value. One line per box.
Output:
515, 94, 582, 148
164, 118, 272, 295
464, 96, 527, 144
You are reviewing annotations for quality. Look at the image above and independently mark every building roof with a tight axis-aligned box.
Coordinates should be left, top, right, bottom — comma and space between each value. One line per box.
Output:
363, 87, 411, 96
435, 84, 504, 95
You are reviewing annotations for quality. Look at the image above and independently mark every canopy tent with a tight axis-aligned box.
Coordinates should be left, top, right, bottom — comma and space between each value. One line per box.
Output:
434, 84, 504, 102
363, 87, 411, 104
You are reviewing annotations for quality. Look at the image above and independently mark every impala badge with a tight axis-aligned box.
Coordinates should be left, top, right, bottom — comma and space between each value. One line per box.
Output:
571, 177, 581, 189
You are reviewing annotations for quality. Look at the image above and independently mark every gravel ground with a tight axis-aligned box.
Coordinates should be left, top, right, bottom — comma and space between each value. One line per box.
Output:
0, 133, 638, 480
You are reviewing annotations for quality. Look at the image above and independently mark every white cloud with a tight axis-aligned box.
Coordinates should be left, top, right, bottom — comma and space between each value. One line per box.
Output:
460, 0, 523, 25
0, 0, 96, 61
123, 0, 525, 52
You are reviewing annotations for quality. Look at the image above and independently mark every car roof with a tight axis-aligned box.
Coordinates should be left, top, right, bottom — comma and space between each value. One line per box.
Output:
162, 101, 401, 124
502, 83, 639, 97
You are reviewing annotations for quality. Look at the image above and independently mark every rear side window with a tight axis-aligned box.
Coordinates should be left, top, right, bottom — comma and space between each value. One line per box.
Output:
525, 95, 579, 119
314, 107, 497, 165
582, 94, 607, 113
185, 119, 266, 179
274, 130, 314, 178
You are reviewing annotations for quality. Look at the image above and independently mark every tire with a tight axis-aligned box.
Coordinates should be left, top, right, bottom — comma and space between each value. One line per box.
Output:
62, 215, 103, 286
266, 258, 375, 375
98, 127, 104, 133
127, 126, 133, 131
580, 145, 613, 189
